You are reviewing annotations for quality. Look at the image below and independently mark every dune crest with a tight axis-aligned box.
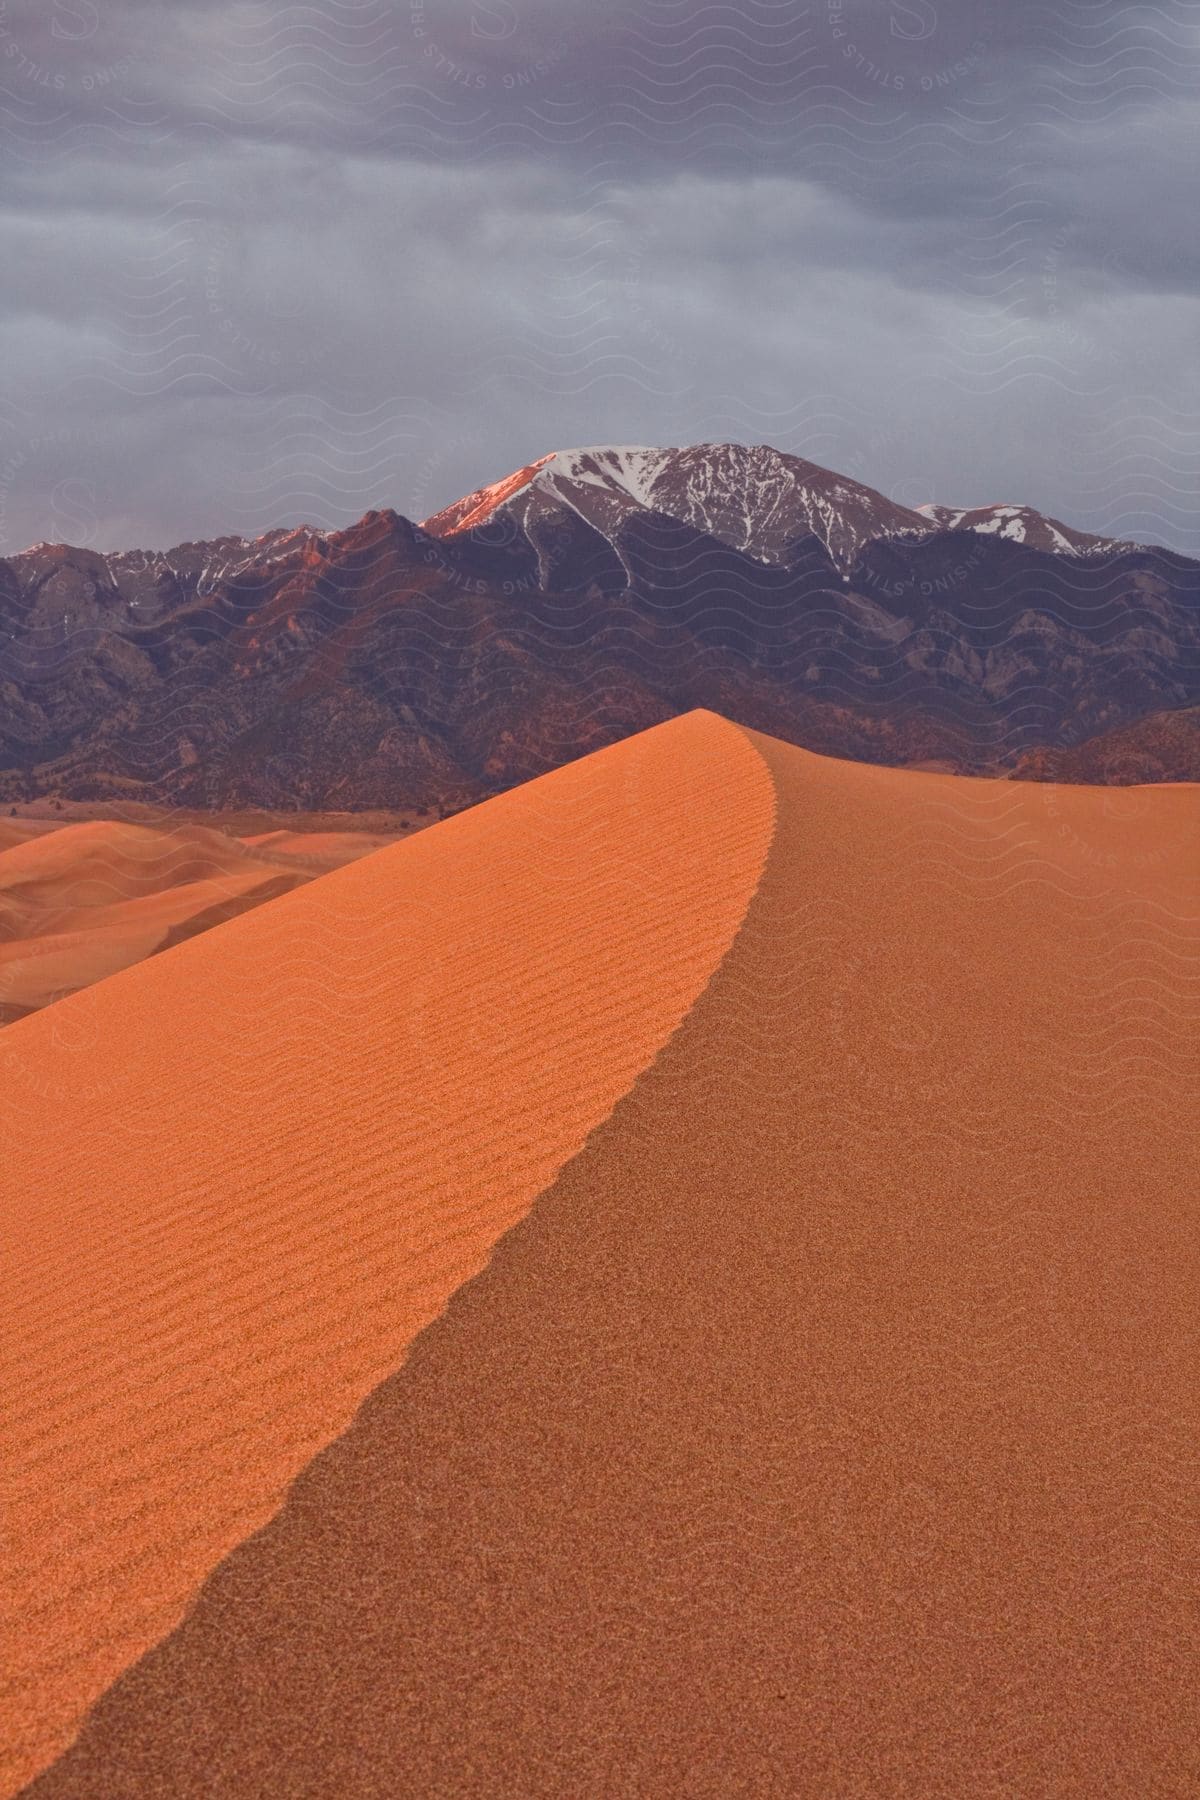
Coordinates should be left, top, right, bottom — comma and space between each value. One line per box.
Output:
0, 711, 775, 1797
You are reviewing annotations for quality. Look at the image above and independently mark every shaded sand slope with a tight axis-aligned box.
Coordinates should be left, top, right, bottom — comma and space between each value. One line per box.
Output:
0, 712, 775, 1797
0, 821, 402, 1023
22, 726, 1200, 1798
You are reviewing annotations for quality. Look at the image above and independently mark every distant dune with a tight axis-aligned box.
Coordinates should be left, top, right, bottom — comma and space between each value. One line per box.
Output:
0, 819, 403, 1023
6, 713, 1199, 1796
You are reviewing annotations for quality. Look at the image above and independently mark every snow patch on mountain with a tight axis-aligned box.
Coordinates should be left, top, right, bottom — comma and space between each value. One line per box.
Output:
916, 501, 1130, 557
548, 447, 673, 508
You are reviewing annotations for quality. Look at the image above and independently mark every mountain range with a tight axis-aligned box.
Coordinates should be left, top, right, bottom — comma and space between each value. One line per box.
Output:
3, 441, 1197, 812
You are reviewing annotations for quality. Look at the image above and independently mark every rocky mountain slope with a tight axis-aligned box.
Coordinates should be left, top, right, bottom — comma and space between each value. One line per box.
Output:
1011, 703, 1200, 784
2, 443, 1197, 810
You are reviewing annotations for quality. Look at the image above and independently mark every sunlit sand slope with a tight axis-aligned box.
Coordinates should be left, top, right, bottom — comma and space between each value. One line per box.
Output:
0, 711, 775, 1797
21, 724, 1200, 1799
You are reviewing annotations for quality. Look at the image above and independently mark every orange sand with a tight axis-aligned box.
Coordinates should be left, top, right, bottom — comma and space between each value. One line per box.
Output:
13, 715, 1200, 1798
0, 821, 401, 1023
0, 822, 68, 853
0, 713, 774, 1796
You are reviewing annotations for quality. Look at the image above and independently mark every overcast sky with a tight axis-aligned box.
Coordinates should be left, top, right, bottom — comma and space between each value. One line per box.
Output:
1, 0, 1196, 555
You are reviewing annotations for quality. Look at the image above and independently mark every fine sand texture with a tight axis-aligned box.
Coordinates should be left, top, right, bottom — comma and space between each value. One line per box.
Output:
0, 712, 775, 1796
10, 713, 1200, 1797
0, 820, 404, 1023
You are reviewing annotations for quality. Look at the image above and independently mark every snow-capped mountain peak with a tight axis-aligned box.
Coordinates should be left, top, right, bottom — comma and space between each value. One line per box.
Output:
916, 502, 1130, 556
423, 442, 930, 572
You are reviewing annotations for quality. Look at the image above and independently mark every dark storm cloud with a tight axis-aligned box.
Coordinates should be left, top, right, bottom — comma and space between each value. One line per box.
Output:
1, 0, 1197, 556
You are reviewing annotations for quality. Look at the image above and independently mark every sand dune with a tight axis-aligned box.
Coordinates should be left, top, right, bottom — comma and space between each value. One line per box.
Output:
0, 822, 68, 854
0, 712, 774, 1796
236, 828, 400, 870
0, 820, 401, 1023
6, 713, 1199, 1796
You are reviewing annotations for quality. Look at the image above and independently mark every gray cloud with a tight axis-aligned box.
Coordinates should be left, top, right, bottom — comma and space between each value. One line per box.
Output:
0, 0, 1196, 557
